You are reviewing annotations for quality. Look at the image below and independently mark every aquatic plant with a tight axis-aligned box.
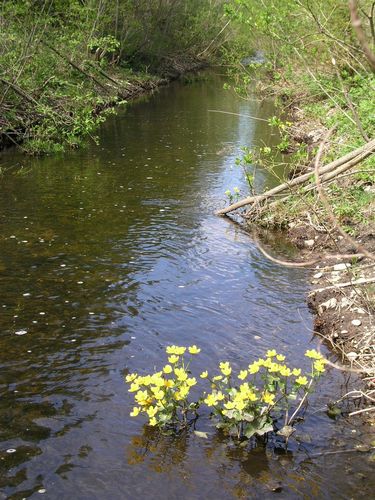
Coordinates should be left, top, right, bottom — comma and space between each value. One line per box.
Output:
126, 346, 201, 430
201, 348, 326, 440
125, 346, 326, 441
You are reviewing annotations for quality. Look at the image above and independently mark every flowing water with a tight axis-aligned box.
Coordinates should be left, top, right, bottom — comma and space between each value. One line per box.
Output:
0, 73, 373, 499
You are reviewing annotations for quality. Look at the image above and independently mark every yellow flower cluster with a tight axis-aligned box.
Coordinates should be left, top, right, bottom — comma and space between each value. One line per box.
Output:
126, 345, 327, 434
245, 356, 302, 379
305, 349, 327, 374
126, 345, 200, 427
305, 349, 323, 360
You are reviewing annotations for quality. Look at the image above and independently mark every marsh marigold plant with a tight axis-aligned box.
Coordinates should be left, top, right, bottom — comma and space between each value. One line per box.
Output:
126, 345, 201, 429
125, 346, 326, 440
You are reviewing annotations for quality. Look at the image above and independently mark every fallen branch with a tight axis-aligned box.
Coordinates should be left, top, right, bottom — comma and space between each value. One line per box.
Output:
310, 276, 375, 294
42, 41, 109, 92
314, 130, 375, 261
254, 236, 364, 268
0, 77, 38, 105
216, 138, 375, 215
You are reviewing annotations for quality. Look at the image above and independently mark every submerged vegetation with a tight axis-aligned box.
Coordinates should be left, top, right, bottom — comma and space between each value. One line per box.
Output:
126, 345, 326, 443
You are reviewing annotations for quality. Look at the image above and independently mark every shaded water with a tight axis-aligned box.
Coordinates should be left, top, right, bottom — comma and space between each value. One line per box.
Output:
0, 74, 373, 499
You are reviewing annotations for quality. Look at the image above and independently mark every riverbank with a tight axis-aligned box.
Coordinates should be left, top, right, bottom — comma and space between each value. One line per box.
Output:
217, 45, 374, 417
0, 2, 228, 155
239, 96, 375, 418
0, 57, 206, 155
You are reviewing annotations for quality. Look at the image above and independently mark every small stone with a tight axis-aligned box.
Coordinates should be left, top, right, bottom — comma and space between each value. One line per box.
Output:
340, 298, 351, 308
341, 330, 348, 334
313, 272, 323, 279
352, 319, 362, 327
319, 298, 337, 314
356, 308, 366, 314
304, 239, 315, 247
333, 263, 351, 271
356, 444, 371, 453
15, 329, 27, 336
6, 448, 16, 453
347, 352, 358, 361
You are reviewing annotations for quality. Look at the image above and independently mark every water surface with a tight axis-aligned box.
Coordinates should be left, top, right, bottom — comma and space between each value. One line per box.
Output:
0, 73, 373, 499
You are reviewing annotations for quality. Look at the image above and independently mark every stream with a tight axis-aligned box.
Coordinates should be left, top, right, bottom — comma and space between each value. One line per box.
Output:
0, 73, 373, 499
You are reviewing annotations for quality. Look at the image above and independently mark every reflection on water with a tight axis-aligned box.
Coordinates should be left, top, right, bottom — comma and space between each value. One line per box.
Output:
0, 73, 374, 498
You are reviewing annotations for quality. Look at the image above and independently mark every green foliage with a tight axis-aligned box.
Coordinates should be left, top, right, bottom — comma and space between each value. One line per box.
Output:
220, 0, 374, 232
0, 0, 231, 154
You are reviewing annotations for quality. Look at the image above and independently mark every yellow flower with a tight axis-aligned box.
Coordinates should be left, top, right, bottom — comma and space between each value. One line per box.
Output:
200, 371, 208, 379
139, 375, 152, 386
163, 364, 172, 374
296, 376, 308, 386
147, 406, 158, 418
174, 367, 188, 381
263, 358, 272, 368
279, 366, 292, 377
292, 368, 301, 377
262, 392, 275, 405
248, 362, 260, 374
125, 373, 138, 383
238, 370, 248, 380
130, 407, 140, 417
266, 349, 277, 358
166, 345, 176, 354
305, 349, 323, 360
154, 390, 165, 400
204, 393, 218, 407
149, 417, 157, 426
128, 382, 140, 393
224, 401, 235, 410
151, 375, 164, 387
186, 377, 197, 387
276, 354, 285, 361
178, 386, 189, 398
219, 362, 232, 377
135, 390, 149, 404
314, 360, 326, 373
248, 391, 258, 402
188, 345, 201, 354
212, 375, 223, 381
164, 379, 174, 388
168, 355, 179, 364
216, 391, 225, 401
236, 400, 246, 411
268, 363, 280, 373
